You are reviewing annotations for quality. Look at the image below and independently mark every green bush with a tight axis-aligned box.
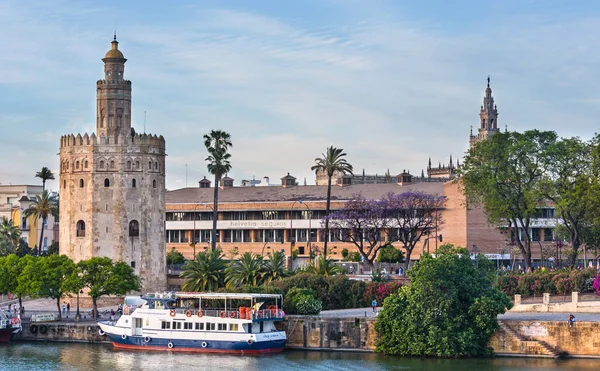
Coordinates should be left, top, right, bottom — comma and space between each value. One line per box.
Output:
284, 287, 317, 314
495, 274, 519, 296
295, 294, 323, 315
530, 272, 556, 295
517, 274, 535, 296
553, 273, 572, 295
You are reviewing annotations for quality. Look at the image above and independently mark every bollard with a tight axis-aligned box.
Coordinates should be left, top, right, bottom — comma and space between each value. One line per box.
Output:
572, 292, 579, 305
543, 293, 550, 305
514, 294, 521, 306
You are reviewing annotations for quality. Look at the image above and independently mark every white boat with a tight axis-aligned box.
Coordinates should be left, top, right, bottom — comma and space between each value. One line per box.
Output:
97, 292, 287, 354
0, 308, 21, 343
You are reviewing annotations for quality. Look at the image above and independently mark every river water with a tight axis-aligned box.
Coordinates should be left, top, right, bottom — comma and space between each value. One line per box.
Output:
2, 343, 600, 371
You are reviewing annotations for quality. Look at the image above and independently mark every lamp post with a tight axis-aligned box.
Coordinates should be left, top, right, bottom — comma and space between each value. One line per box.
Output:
75, 289, 83, 322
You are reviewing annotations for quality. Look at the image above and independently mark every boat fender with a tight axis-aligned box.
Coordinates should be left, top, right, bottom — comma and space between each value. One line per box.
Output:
30, 325, 38, 334
247, 339, 254, 345
98, 329, 105, 336
185, 310, 192, 317
197, 310, 203, 318
11, 317, 20, 325
39, 325, 48, 334
219, 311, 225, 318
168, 342, 174, 349
169, 309, 176, 317
144, 336, 151, 343
201, 341, 207, 348
229, 311, 236, 319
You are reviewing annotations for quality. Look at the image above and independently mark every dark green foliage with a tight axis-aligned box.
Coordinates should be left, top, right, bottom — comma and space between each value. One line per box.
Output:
216, 285, 282, 295
284, 288, 322, 315
375, 245, 512, 357
166, 248, 186, 265
377, 244, 404, 263
495, 268, 597, 296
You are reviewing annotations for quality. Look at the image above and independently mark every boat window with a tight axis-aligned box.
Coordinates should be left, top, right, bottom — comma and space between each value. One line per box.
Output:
206, 323, 215, 331
195, 323, 204, 330
161, 321, 171, 329
155, 302, 165, 310
173, 322, 182, 330
135, 318, 143, 328
260, 322, 264, 333
184, 322, 193, 330
229, 324, 239, 331
247, 324, 252, 333
218, 323, 227, 331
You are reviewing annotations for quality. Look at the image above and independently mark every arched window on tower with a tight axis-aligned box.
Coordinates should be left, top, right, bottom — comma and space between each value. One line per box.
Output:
491, 119, 495, 128
63, 180, 66, 189
76, 161, 80, 169
148, 161, 152, 170
129, 220, 140, 237
104, 178, 110, 187
153, 179, 157, 188
80, 179, 84, 188
110, 160, 115, 169
76, 220, 86, 237
136, 161, 140, 170
154, 162, 158, 170
127, 161, 131, 170
84, 160, 88, 169
132, 179, 137, 188
100, 161, 105, 169
481, 119, 485, 128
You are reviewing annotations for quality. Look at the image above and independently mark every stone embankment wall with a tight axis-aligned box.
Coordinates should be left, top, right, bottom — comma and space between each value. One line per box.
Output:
283, 316, 377, 351
14, 322, 109, 343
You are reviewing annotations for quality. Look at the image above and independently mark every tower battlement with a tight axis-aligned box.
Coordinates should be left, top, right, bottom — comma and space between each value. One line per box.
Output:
60, 133, 166, 149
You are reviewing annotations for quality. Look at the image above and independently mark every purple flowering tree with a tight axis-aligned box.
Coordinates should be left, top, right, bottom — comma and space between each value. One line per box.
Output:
383, 192, 447, 270
326, 195, 390, 270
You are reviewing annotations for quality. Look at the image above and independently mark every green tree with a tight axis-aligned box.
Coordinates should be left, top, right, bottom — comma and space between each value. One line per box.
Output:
0, 254, 34, 314
377, 243, 404, 264
180, 249, 226, 292
35, 166, 55, 191
23, 190, 58, 255
204, 130, 233, 252
76, 257, 141, 319
540, 136, 600, 267
0, 219, 21, 254
459, 130, 556, 269
375, 245, 512, 357
19, 254, 76, 320
311, 146, 353, 258
262, 250, 287, 283
225, 252, 265, 288
305, 256, 344, 276
166, 248, 186, 265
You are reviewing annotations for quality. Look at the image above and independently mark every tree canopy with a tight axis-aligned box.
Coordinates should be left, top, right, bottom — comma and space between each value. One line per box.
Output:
375, 245, 512, 357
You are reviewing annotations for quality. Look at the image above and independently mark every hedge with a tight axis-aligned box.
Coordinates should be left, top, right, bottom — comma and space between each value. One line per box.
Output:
495, 268, 597, 296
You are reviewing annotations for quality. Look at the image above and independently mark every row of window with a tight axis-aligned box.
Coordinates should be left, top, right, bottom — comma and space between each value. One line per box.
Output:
166, 210, 325, 222
62, 159, 161, 172
161, 321, 238, 332
76, 220, 139, 237
63, 179, 156, 189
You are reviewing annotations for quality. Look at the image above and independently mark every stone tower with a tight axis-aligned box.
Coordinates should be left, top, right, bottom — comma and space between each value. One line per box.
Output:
59, 37, 166, 292
469, 76, 499, 147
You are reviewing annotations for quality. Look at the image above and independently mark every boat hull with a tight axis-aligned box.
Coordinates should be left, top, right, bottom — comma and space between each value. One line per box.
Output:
0, 328, 17, 343
107, 333, 285, 354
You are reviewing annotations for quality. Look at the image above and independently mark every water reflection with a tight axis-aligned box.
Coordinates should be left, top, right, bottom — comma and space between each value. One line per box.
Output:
3, 343, 600, 371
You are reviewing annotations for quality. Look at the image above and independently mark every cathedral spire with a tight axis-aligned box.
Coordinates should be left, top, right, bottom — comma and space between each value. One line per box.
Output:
470, 76, 499, 148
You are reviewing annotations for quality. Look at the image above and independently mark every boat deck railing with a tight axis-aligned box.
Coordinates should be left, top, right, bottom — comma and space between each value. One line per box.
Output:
129, 306, 284, 321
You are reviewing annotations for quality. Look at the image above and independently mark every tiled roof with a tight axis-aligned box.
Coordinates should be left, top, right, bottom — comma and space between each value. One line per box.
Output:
166, 181, 446, 204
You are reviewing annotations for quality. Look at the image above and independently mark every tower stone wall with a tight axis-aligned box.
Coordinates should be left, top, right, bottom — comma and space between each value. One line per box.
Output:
59, 38, 166, 292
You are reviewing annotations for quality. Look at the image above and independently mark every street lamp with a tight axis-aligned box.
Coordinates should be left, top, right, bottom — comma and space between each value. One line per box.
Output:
290, 200, 312, 258
75, 289, 83, 322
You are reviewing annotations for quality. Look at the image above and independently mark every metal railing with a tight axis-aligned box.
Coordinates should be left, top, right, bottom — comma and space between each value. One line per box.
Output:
165, 308, 284, 320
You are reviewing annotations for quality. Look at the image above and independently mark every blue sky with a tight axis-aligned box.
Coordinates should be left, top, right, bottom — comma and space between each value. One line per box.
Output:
1, 0, 599, 191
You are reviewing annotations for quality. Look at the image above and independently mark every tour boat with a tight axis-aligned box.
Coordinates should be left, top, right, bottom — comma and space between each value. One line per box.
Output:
0, 309, 22, 343
97, 292, 287, 354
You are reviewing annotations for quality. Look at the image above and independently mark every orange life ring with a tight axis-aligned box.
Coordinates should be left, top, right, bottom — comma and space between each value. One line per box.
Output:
197, 310, 203, 318
169, 309, 176, 317
185, 310, 192, 317
219, 311, 226, 318
124, 306, 130, 315
10, 317, 20, 325
229, 311, 236, 319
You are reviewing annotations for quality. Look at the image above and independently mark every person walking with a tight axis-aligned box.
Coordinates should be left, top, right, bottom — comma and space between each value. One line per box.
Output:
61, 302, 67, 317
371, 299, 377, 313
66, 302, 70, 318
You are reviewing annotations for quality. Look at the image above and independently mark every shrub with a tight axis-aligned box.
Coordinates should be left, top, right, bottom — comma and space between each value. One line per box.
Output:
284, 287, 317, 314
495, 274, 519, 296
517, 274, 535, 296
553, 273, 572, 295
530, 272, 556, 295
295, 294, 322, 315
363, 281, 402, 306
593, 276, 600, 295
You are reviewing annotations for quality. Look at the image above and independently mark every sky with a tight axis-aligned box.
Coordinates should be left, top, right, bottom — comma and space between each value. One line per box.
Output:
1, 0, 599, 191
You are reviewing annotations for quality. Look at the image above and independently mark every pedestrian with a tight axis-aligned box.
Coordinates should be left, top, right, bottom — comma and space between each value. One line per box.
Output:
568, 314, 576, 328
61, 302, 67, 316
67, 302, 70, 317
110, 309, 115, 321
371, 299, 377, 313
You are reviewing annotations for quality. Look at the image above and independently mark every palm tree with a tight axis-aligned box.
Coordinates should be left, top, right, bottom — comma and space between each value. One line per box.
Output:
0, 218, 21, 252
23, 190, 58, 255
204, 130, 233, 252
262, 250, 287, 283
306, 256, 344, 276
180, 249, 226, 292
311, 146, 353, 257
35, 167, 55, 191
225, 252, 265, 288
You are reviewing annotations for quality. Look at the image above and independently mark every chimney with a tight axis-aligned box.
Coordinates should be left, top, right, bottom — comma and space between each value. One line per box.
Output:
397, 170, 412, 186
220, 176, 234, 189
199, 176, 211, 188
281, 173, 296, 188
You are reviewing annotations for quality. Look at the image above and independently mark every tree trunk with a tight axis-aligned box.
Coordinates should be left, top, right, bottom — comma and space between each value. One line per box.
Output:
56, 297, 62, 321
92, 297, 98, 320
403, 244, 413, 271
38, 216, 47, 255
323, 175, 332, 258
42, 180, 46, 192
18, 296, 23, 315
211, 174, 220, 252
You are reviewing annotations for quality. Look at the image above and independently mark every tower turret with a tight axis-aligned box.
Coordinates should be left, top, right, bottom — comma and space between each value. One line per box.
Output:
97, 35, 132, 138
470, 76, 499, 147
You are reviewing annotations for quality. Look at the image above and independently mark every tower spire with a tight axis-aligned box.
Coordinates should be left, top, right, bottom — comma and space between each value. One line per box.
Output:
487, 75, 490, 88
